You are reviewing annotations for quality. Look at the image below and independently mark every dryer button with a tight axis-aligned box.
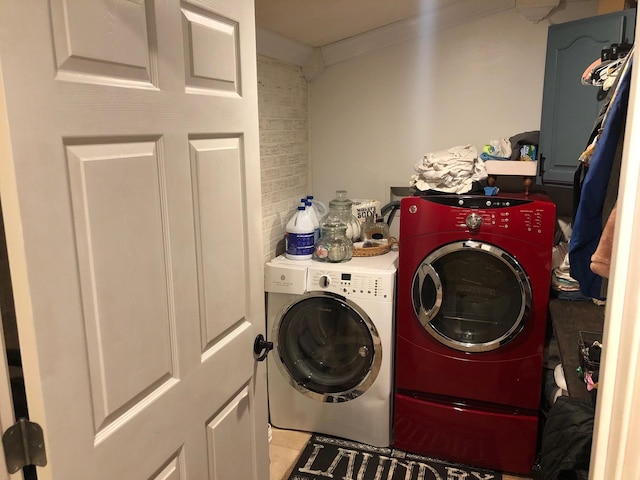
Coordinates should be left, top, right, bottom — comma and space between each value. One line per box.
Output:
319, 275, 331, 288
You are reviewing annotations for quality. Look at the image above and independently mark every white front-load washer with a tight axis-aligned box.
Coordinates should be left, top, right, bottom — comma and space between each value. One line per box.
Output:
264, 252, 397, 447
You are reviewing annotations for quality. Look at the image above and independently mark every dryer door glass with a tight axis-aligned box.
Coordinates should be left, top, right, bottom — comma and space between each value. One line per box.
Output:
412, 241, 532, 352
276, 292, 381, 401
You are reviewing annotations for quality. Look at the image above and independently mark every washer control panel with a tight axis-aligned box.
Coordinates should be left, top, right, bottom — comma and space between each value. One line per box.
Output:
307, 268, 395, 301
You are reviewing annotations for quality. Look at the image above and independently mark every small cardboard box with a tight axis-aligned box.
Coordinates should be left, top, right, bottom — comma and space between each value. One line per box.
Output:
352, 199, 381, 222
519, 145, 537, 162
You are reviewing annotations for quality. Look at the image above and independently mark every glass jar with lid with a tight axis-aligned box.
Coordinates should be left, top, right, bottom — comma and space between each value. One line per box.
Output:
319, 190, 361, 242
312, 222, 353, 263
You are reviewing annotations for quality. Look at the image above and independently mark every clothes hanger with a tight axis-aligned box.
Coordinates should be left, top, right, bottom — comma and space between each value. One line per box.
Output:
581, 43, 633, 87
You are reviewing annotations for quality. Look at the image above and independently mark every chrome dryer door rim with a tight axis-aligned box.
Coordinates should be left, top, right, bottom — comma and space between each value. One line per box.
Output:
412, 240, 532, 352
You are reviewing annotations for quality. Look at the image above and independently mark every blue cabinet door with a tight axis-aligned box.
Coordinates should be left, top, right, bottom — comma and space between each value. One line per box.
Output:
539, 9, 636, 185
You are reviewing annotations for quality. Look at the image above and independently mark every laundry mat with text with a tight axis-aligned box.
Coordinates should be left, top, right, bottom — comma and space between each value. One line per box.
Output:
288, 435, 502, 480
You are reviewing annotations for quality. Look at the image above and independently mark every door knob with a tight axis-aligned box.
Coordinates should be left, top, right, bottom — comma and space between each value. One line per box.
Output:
253, 334, 273, 362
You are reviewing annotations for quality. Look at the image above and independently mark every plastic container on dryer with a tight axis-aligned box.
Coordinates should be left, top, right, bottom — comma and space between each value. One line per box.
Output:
285, 205, 315, 260
303, 198, 321, 242
307, 195, 328, 219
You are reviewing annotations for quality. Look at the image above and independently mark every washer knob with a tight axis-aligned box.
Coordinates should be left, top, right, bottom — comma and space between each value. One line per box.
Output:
465, 213, 482, 230
319, 275, 331, 288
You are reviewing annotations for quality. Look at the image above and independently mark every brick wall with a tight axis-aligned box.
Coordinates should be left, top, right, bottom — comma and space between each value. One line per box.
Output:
257, 55, 310, 264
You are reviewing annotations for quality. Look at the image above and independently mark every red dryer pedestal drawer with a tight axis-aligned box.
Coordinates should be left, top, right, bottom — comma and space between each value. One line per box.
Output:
394, 392, 539, 475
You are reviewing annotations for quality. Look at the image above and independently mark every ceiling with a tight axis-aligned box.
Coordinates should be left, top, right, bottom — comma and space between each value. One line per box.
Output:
254, 0, 574, 69
254, 0, 462, 47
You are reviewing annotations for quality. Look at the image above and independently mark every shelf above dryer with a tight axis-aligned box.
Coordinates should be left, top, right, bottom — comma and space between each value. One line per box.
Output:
484, 160, 538, 195
484, 160, 538, 176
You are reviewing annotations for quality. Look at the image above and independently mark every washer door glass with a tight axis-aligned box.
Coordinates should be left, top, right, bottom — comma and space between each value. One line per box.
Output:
412, 240, 532, 352
275, 292, 381, 402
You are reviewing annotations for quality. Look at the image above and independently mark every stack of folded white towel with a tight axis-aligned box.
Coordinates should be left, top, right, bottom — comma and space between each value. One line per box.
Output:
410, 145, 487, 194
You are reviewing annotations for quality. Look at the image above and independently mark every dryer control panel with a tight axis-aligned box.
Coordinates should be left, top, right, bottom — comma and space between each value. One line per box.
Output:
401, 194, 556, 243
453, 205, 548, 235
307, 268, 395, 302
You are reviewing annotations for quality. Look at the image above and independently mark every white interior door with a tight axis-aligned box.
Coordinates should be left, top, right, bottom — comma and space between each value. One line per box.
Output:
0, 1, 268, 479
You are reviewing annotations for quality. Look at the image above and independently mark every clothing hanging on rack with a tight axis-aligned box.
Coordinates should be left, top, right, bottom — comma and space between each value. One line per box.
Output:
580, 43, 633, 100
573, 48, 632, 223
569, 49, 633, 299
581, 57, 626, 91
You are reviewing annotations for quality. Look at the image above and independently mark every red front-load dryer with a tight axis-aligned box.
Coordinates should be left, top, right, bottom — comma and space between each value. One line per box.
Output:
393, 194, 556, 475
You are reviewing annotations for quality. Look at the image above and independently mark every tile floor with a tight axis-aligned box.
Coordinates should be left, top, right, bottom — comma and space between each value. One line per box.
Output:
268, 426, 532, 480
269, 427, 312, 480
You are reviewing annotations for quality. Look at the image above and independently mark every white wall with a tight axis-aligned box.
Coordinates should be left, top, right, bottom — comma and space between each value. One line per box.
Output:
309, 2, 598, 206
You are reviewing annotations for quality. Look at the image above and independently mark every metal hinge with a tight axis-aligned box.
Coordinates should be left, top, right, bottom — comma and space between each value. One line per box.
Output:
2, 418, 47, 473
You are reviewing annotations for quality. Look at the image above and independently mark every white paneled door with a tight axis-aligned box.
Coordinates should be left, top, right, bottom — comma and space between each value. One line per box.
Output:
0, 1, 268, 479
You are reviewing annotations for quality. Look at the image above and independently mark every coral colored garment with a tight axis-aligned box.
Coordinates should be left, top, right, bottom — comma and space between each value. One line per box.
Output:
590, 203, 616, 278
